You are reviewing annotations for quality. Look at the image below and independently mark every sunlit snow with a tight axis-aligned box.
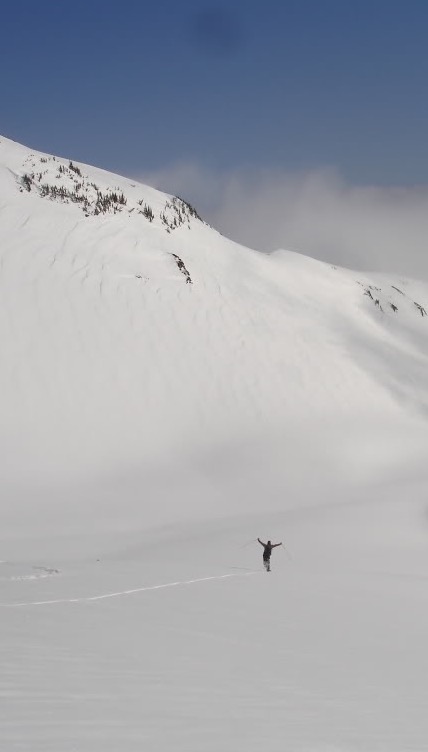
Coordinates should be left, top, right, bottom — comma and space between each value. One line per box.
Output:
1, 135, 428, 751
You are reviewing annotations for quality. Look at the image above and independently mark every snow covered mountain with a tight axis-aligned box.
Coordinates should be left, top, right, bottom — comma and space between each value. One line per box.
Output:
1, 134, 428, 498
1, 135, 428, 751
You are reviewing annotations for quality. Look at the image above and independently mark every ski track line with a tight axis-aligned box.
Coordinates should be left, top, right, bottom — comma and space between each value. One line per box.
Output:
0, 570, 259, 608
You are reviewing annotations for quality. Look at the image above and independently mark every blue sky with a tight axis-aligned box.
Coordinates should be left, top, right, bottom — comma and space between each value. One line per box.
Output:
2, 0, 428, 184
4, 0, 428, 276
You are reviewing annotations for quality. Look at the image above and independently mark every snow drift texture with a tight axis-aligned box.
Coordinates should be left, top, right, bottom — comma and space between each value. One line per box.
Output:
1, 135, 428, 751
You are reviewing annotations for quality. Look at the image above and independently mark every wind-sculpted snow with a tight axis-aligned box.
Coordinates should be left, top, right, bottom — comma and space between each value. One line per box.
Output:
1, 135, 428, 751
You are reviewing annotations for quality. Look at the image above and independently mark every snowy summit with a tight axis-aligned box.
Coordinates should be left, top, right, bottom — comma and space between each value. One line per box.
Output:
1, 135, 428, 751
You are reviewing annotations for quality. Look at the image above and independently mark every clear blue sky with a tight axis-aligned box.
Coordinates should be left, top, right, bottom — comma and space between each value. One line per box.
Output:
2, 0, 428, 184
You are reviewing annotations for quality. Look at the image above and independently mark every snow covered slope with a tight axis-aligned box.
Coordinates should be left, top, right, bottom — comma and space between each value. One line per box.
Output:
1, 134, 428, 499
1, 135, 428, 751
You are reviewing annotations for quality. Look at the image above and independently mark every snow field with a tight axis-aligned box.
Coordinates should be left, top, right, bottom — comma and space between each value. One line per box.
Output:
1, 135, 428, 750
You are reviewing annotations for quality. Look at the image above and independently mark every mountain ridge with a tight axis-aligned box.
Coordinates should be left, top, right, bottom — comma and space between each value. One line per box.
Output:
1, 134, 428, 498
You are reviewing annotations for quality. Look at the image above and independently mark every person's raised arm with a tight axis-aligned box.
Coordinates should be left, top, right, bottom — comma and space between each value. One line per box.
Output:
257, 538, 265, 547
272, 542, 282, 548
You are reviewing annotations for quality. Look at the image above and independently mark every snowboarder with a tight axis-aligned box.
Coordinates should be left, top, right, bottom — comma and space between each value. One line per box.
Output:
257, 538, 282, 571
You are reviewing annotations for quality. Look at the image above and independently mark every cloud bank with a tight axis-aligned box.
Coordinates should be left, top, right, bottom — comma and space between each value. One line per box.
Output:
139, 163, 428, 279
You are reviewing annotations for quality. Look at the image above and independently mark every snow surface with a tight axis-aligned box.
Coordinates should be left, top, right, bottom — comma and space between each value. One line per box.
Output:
1, 134, 428, 750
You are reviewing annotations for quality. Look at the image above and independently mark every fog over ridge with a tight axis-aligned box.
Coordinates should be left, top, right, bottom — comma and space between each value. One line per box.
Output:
139, 163, 428, 280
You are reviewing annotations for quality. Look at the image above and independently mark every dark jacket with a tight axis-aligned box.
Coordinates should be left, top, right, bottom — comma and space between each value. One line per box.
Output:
257, 538, 281, 559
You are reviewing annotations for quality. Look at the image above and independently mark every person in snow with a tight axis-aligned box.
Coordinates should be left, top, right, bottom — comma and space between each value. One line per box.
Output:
257, 538, 282, 571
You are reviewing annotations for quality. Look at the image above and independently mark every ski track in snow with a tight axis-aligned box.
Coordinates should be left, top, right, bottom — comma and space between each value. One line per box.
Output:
0, 570, 259, 608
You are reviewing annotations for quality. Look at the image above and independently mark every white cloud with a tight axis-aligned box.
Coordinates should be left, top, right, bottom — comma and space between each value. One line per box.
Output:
138, 163, 428, 279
